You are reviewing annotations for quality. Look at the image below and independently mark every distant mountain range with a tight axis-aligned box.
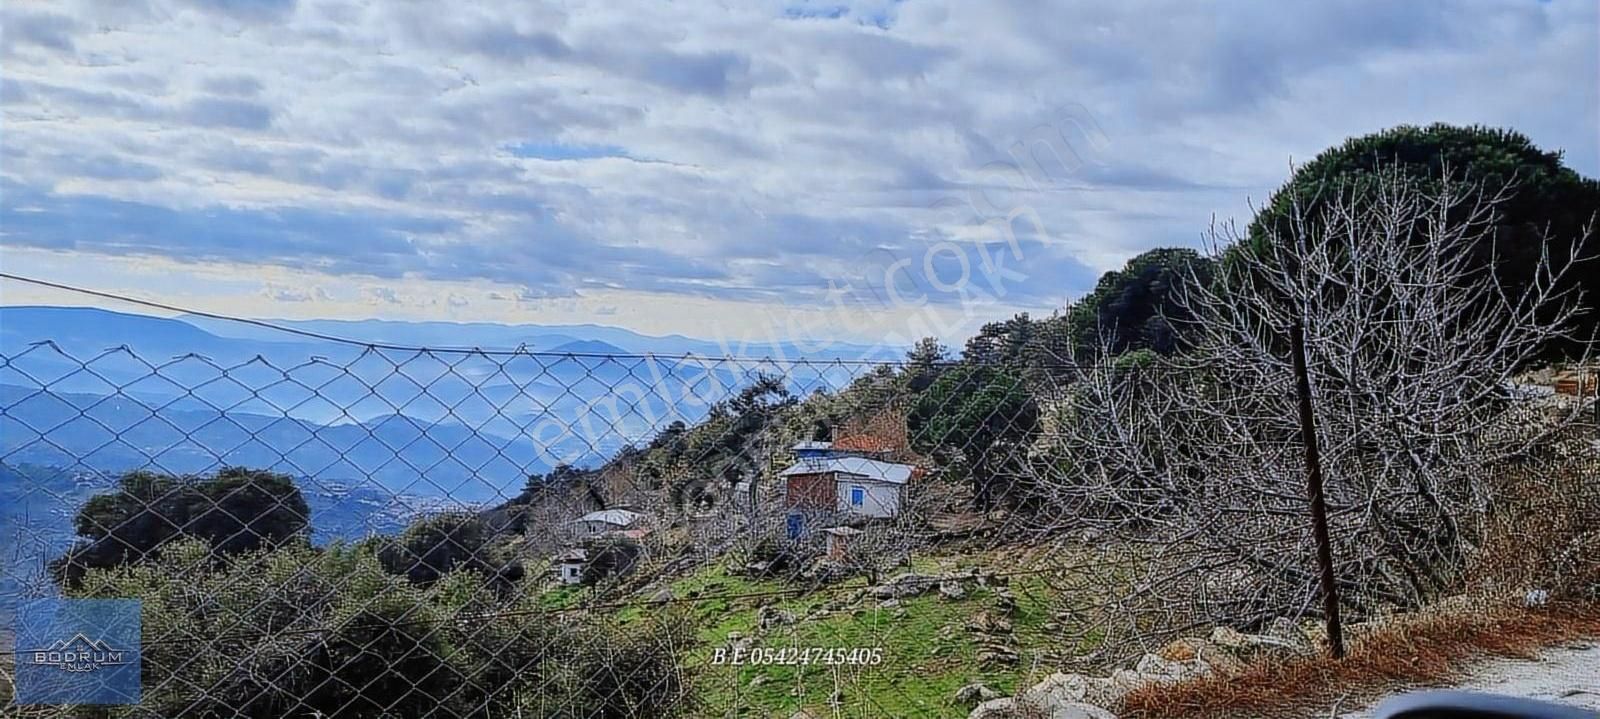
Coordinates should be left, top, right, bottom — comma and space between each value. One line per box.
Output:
173, 310, 897, 359
0, 306, 878, 501
0, 383, 562, 502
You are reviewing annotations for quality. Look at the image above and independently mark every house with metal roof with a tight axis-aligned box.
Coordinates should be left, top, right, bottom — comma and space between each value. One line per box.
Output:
780, 441, 917, 520
568, 508, 643, 537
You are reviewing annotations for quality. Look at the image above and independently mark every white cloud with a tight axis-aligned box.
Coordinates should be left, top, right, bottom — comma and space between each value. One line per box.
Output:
1, 0, 1595, 343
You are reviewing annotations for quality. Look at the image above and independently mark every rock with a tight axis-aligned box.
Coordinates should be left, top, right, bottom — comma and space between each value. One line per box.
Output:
968, 697, 1018, 719
977, 573, 1009, 588
1209, 625, 1311, 658
789, 711, 819, 719
955, 682, 1001, 705
940, 580, 969, 600
1016, 699, 1118, 719
967, 611, 1014, 635
994, 590, 1018, 615
748, 675, 768, 688
943, 567, 981, 582
757, 606, 796, 629
1208, 626, 1249, 649
1135, 653, 1185, 677
879, 598, 902, 609
870, 573, 940, 599
977, 645, 1020, 666
1080, 676, 1126, 709
1525, 588, 1551, 607
1157, 637, 1207, 661
1110, 668, 1149, 692
1057, 703, 1118, 719
1135, 652, 1210, 681
1194, 642, 1242, 675
649, 587, 674, 604
1027, 672, 1088, 705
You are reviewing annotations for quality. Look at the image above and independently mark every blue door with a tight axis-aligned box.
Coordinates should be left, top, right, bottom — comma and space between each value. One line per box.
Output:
786, 511, 804, 539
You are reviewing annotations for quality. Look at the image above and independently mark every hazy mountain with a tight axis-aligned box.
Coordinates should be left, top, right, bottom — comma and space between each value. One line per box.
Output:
175, 312, 899, 359
1, 306, 876, 503
0, 384, 563, 502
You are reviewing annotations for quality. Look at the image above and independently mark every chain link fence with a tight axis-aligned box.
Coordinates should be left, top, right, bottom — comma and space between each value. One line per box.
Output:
2, 335, 1597, 718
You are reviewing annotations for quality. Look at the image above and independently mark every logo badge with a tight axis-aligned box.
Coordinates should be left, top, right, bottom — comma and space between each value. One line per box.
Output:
14, 599, 141, 705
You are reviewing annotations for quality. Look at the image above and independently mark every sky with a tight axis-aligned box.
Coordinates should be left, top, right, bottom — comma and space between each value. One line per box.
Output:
2, 0, 1596, 348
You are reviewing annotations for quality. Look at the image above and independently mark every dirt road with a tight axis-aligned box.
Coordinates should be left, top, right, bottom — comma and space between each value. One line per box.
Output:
1338, 642, 1600, 717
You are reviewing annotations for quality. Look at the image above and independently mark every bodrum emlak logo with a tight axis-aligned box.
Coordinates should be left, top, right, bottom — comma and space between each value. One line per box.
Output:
25, 632, 136, 673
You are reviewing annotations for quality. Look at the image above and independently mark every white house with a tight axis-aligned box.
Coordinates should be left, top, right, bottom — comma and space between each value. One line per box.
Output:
780, 445, 916, 519
554, 547, 587, 585
567, 508, 642, 537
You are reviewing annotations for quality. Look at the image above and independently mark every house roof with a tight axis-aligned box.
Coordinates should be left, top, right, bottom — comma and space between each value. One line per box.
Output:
791, 441, 833, 451
571, 509, 642, 527
555, 548, 588, 563
780, 456, 915, 485
822, 526, 864, 537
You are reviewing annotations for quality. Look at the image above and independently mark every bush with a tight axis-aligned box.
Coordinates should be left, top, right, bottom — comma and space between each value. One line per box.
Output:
64, 538, 694, 718
51, 467, 309, 588
377, 511, 521, 589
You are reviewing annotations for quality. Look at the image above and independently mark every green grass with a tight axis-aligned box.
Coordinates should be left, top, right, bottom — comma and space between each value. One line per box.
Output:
665, 559, 1083, 718
538, 545, 1113, 718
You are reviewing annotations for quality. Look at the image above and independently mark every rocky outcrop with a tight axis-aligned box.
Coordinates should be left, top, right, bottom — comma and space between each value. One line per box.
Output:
968, 618, 1322, 719
869, 573, 940, 599
757, 605, 796, 630
955, 682, 1001, 705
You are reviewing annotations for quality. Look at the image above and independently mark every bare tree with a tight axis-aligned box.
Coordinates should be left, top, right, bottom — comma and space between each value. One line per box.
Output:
1037, 169, 1593, 637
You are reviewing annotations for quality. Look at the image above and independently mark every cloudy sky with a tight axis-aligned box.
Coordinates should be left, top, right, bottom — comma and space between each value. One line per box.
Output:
2, 0, 1596, 347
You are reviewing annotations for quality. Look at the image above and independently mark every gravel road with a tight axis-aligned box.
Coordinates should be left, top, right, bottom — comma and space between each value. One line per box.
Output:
1338, 642, 1600, 717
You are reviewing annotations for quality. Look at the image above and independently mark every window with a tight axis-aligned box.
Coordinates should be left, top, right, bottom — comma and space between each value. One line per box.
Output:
849, 485, 865, 507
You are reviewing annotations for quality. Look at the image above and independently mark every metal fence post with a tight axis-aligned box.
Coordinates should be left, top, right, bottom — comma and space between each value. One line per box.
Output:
1290, 319, 1346, 658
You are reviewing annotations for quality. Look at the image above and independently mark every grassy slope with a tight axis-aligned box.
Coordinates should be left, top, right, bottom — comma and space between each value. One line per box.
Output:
605, 548, 1090, 718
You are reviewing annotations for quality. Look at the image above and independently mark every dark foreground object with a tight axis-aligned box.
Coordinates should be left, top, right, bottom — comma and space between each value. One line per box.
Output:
1375, 691, 1598, 719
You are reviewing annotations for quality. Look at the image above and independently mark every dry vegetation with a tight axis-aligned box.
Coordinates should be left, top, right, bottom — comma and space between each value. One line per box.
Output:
1120, 599, 1600, 719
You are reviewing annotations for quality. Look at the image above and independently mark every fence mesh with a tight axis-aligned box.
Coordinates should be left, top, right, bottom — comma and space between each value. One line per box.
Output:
1, 335, 1596, 718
